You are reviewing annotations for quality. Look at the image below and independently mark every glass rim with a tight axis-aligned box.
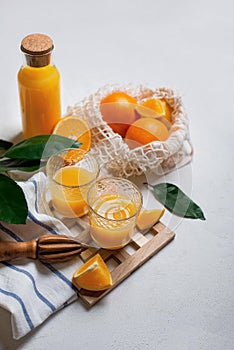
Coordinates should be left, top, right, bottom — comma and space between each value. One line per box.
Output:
87, 176, 143, 222
46, 148, 100, 189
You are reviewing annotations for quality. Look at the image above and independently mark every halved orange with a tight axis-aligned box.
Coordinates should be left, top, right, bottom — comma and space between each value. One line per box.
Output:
53, 115, 91, 151
137, 208, 165, 231
135, 105, 172, 130
138, 98, 173, 122
72, 254, 113, 291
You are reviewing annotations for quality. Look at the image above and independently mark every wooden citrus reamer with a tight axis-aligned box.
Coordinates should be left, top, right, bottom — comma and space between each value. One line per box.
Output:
0, 234, 89, 263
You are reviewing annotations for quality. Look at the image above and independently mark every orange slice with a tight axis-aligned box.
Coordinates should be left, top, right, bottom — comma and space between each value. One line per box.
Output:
137, 208, 165, 231
53, 115, 91, 151
72, 254, 113, 291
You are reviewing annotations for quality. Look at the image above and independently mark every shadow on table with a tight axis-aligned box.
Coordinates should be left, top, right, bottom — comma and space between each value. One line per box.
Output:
0, 306, 57, 349
0, 307, 23, 349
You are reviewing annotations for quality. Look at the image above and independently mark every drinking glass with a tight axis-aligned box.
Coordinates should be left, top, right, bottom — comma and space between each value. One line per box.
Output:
87, 177, 142, 249
46, 148, 99, 218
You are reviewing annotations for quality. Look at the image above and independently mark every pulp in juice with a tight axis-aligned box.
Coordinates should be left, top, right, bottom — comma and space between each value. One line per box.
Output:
89, 194, 137, 249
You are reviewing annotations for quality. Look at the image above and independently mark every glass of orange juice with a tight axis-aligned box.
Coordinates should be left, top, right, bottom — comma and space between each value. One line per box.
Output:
87, 177, 142, 249
46, 148, 99, 218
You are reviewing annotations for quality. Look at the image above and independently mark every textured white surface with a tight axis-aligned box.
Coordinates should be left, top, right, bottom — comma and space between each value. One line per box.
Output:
0, 0, 234, 349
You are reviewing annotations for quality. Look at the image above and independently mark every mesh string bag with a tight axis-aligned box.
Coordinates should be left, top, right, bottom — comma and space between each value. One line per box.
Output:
67, 84, 193, 177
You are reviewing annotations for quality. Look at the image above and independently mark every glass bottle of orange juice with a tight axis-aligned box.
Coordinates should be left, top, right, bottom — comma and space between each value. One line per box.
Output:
18, 33, 61, 138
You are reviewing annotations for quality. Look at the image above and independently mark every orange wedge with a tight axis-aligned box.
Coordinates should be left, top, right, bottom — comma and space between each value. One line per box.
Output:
72, 254, 113, 291
137, 208, 165, 231
53, 115, 91, 151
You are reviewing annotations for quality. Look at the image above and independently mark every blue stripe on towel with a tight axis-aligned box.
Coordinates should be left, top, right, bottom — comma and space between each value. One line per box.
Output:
0, 223, 22, 242
0, 288, 34, 330
30, 179, 39, 213
26, 178, 58, 234
0, 223, 76, 292
2, 262, 56, 312
28, 211, 58, 235
43, 263, 78, 292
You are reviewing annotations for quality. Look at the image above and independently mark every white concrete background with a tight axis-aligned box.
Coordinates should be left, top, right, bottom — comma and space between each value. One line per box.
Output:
0, 0, 234, 349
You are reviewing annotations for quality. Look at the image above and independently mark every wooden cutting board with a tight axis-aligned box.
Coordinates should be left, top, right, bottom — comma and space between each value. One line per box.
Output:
47, 200, 175, 307
76, 221, 175, 307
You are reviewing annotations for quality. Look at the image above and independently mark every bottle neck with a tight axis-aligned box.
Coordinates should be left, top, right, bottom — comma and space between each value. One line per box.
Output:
22, 51, 53, 68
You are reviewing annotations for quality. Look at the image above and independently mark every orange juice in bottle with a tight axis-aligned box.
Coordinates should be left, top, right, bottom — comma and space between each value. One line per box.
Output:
18, 33, 61, 138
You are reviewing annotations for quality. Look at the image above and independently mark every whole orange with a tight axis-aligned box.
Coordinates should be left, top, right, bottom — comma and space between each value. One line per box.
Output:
100, 92, 137, 137
125, 117, 169, 149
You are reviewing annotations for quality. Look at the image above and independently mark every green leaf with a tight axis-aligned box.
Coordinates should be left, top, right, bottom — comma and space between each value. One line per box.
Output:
4, 135, 82, 160
145, 182, 206, 220
0, 139, 13, 151
0, 158, 45, 172
0, 174, 28, 224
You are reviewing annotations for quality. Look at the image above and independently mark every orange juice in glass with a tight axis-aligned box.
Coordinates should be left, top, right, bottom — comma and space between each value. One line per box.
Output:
88, 177, 142, 249
46, 149, 99, 218
18, 34, 61, 138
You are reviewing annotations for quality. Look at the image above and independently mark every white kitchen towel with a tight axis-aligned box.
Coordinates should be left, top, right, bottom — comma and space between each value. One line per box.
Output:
0, 172, 82, 339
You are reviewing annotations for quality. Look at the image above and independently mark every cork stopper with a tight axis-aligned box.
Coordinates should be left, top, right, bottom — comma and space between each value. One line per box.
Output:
21, 33, 54, 67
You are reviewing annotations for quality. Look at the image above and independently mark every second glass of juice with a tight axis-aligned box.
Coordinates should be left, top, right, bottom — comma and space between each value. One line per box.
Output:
87, 177, 142, 249
46, 149, 99, 218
